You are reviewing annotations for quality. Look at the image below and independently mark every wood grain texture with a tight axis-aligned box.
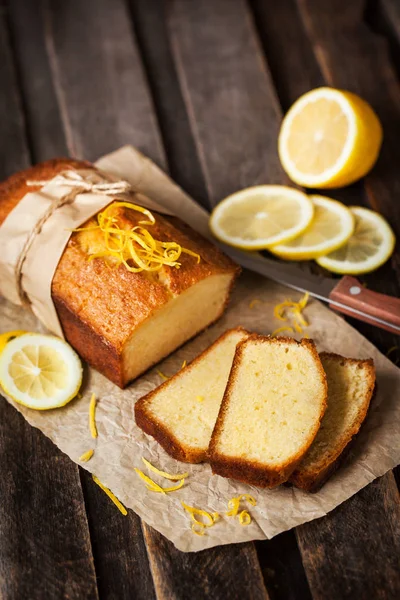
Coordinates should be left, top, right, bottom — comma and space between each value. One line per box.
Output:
80, 471, 156, 600
0, 401, 99, 600
7, 0, 68, 160
142, 527, 268, 600
0, 7, 98, 599
42, 0, 165, 165
297, 474, 400, 599
168, 0, 287, 205
127, 0, 209, 209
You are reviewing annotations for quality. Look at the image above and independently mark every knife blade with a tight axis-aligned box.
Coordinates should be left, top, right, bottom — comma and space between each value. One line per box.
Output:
223, 246, 400, 334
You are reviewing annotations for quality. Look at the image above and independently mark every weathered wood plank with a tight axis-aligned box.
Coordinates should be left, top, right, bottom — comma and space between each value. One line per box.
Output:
297, 474, 400, 599
36, 0, 269, 597
41, 0, 165, 165
142, 528, 268, 600
7, 0, 68, 160
80, 473, 156, 600
250, 0, 324, 111
169, 0, 287, 205
0, 8, 98, 599
127, 0, 209, 208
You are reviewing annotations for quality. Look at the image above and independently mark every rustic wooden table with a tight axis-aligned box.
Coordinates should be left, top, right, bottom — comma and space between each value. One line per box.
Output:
1, 1, 400, 598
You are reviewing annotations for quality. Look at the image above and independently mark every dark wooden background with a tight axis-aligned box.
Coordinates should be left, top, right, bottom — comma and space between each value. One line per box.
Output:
1, 1, 400, 598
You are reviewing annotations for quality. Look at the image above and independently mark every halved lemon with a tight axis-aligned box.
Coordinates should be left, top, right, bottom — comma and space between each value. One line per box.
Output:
209, 185, 314, 250
0, 330, 27, 354
270, 195, 355, 260
316, 206, 395, 274
278, 88, 383, 188
0, 333, 82, 410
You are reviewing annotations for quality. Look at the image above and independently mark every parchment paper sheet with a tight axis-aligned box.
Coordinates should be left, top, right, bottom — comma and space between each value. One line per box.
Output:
1, 146, 399, 552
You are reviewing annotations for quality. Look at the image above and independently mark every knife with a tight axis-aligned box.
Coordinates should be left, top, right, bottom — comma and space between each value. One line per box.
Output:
223, 247, 400, 335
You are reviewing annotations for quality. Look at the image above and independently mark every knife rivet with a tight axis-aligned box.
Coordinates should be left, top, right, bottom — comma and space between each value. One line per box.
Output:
349, 286, 361, 295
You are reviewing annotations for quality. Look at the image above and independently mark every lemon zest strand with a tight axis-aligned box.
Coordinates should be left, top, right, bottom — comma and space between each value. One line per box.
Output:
226, 497, 241, 517
239, 494, 257, 506
211, 512, 220, 522
239, 510, 251, 526
89, 393, 98, 439
157, 370, 169, 381
141, 457, 189, 480
181, 360, 187, 369
271, 326, 294, 337
387, 346, 399, 358
181, 502, 214, 527
134, 469, 166, 494
79, 449, 94, 462
191, 523, 206, 536
75, 202, 200, 273
92, 475, 127, 516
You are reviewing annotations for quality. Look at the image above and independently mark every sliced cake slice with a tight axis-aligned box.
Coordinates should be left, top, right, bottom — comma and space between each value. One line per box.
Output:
134, 327, 251, 463
208, 336, 328, 488
290, 352, 375, 492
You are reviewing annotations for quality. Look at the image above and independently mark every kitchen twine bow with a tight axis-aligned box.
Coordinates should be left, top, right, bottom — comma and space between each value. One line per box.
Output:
15, 170, 132, 305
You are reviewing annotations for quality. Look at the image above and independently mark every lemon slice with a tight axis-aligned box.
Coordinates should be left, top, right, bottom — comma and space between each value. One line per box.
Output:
278, 88, 383, 188
0, 330, 27, 354
270, 195, 355, 260
316, 206, 395, 274
0, 334, 82, 410
209, 185, 314, 250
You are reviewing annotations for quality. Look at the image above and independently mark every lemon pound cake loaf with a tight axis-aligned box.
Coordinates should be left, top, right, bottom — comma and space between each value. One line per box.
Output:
135, 328, 251, 463
0, 160, 240, 387
209, 336, 328, 488
290, 352, 375, 492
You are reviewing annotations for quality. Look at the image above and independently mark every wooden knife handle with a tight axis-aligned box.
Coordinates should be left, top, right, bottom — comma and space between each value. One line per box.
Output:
329, 276, 400, 335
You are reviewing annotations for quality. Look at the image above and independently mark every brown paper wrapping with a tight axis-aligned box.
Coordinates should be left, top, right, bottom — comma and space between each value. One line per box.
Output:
0, 146, 399, 552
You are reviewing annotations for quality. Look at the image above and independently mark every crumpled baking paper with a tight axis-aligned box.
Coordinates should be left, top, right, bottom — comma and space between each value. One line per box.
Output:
1, 146, 399, 552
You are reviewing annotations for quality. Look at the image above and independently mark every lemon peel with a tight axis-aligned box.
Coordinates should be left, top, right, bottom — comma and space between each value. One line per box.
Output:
226, 495, 256, 521
181, 360, 187, 369
0, 330, 28, 354
76, 202, 200, 273
181, 502, 215, 527
157, 370, 169, 381
134, 468, 166, 494
141, 457, 189, 481
89, 393, 98, 438
191, 523, 206, 536
273, 292, 310, 335
239, 510, 252, 526
79, 449, 94, 462
92, 475, 127, 515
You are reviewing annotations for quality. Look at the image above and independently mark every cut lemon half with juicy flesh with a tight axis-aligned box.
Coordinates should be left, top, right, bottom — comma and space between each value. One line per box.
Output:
270, 195, 355, 260
209, 186, 314, 250
278, 88, 383, 188
316, 206, 395, 274
0, 334, 82, 410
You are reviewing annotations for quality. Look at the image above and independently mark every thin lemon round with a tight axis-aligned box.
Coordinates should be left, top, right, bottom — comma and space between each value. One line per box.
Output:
209, 185, 314, 250
316, 206, 395, 274
0, 333, 83, 410
0, 330, 28, 354
270, 195, 355, 260
278, 87, 383, 188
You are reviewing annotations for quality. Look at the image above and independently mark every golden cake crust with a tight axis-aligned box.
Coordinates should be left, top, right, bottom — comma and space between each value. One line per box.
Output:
0, 159, 240, 387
